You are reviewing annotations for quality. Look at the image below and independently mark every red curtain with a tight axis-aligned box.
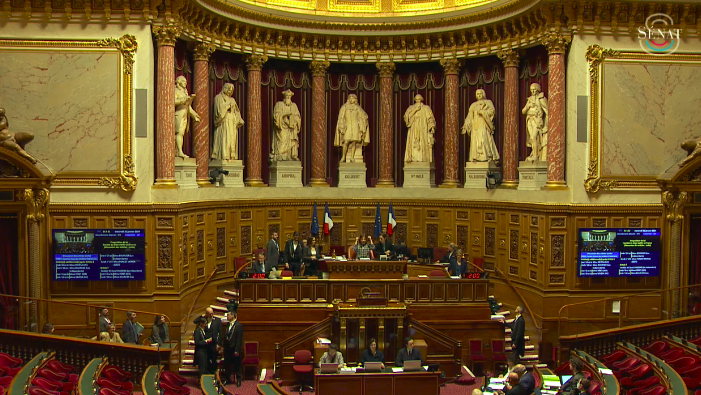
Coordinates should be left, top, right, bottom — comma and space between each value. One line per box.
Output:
0, 216, 18, 329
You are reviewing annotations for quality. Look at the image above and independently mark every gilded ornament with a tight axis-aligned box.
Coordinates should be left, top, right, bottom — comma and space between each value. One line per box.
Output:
97, 34, 138, 74
663, 191, 687, 223
22, 188, 49, 223
98, 155, 138, 191
152, 24, 182, 47
541, 32, 571, 54
585, 45, 620, 84
376, 61, 395, 77
246, 54, 268, 71
193, 42, 216, 61
497, 49, 519, 67
309, 60, 330, 77
439, 58, 462, 74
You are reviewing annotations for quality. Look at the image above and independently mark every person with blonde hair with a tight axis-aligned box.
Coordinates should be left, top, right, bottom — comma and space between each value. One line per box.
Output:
100, 324, 124, 343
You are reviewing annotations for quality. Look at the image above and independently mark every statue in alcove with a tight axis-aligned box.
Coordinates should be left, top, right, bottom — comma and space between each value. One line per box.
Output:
334, 94, 369, 163
174, 76, 201, 159
211, 83, 244, 161
522, 83, 549, 162
403, 94, 436, 163
270, 89, 301, 161
462, 89, 500, 162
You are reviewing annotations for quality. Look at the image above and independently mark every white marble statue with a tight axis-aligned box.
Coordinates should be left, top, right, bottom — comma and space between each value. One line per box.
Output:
403, 94, 436, 163
334, 94, 369, 163
462, 89, 500, 162
270, 89, 301, 161
522, 83, 549, 162
174, 76, 201, 159
211, 83, 244, 161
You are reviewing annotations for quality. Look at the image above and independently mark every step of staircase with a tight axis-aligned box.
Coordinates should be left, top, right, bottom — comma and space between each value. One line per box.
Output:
224, 289, 239, 298
505, 336, 530, 343
505, 345, 535, 352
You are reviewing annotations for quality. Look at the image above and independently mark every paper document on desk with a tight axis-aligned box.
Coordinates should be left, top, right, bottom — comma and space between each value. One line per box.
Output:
418, 275, 428, 278
340, 368, 355, 374
598, 368, 613, 375
391, 367, 403, 373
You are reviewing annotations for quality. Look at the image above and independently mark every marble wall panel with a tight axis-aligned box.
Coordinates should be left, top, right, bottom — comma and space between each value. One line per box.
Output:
601, 62, 701, 177
0, 49, 120, 173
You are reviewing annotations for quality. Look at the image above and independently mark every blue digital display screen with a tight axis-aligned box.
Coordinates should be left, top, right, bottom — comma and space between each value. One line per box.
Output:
51, 229, 146, 281
577, 228, 660, 277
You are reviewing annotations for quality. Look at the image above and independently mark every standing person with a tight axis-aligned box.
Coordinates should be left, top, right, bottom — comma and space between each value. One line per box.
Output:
403, 94, 436, 163
149, 314, 169, 347
98, 307, 111, 333
284, 231, 304, 275
352, 235, 375, 259
302, 236, 321, 277
503, 306, 525, 362
121, 311, 141, 344
439, 243, 459, 276
265, 231, 280, 275
193, 317, 212, 377
211, 83, 244, 161
223, 311, 244, 387
203, 307, 223, 374
395, 337, 423, 367
462, 89, 499, 163
360, 338, 384, 368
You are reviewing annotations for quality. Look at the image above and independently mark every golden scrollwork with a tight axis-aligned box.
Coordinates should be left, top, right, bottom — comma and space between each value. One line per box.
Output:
245, 54, 268, 71
662, 191, 687, 223
376, 62, 396, 77
22, 188, 49, 223
584, 159, 618, 193
193, 42, 216, 61
496, 49, 519, 67
97, 34, 138, 74
585, 45, 619, 85
541, 32, 571, 54
439, 58, 462, 74
309, 60, 330, 77
98, 155, 138, 192
152, 24, 182, 47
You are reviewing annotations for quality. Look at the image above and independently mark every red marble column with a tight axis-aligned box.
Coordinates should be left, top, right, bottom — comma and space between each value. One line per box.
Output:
152, 24, 181, 187
309, 61, 330, 187
439, 59, 462, 188
542, 33, 571, 189
497, 50, 520, 188
376, 62, 395, 187
245, 54, 268, 187
193, 43, 215, 188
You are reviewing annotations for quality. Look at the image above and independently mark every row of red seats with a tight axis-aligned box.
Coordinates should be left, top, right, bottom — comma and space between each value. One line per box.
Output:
96, 365, 134, 395
0, 353, 23, 395
552, 363, 603, 395
159, 371, 190, 395
600, 349, 664, 395
642, 339, 701, 390
27, 360, 78, 395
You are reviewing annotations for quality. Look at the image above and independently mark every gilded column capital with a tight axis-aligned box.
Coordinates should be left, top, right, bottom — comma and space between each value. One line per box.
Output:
439, 58, 462, 75
246, 54, 268, 71
152, 24, 182, 47
376, 62, 396, 78
193, 42, 216, 61
309, 60, 330, 77
541, 32, 571, 54
497, 49, 520, 68
22, 188, 49, 223
663, 190, 688, 223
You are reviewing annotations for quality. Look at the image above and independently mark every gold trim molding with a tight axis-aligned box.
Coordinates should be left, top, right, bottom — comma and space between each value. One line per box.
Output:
585, 45, 701, 194
0, 36, 138, 191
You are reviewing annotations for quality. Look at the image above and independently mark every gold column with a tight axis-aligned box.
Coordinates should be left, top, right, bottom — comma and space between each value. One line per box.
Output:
378, 318, 385, 351
309, 61, 331, 187
23, 188, 49, 332
192, 43, 216, 187
376, 62, 396, 187
663, 190, 687, 318
497, 49, 520, 188
245, 54, 268, 187
439, 59, 462, 188
340, 317, 347, 356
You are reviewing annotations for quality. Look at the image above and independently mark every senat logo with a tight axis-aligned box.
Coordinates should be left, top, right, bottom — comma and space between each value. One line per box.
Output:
638, 13, 681, 55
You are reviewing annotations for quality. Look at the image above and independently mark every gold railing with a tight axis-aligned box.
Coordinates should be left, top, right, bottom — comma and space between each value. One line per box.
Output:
180, 268, 219, 335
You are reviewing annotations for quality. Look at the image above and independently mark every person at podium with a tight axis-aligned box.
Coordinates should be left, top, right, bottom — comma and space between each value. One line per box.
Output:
395, 337, 423, 367
438, 243, 459, 276
360, 338, 385, 368
302, 236, 321, 276
352, 235, 375, 259
318, 343, 345, 369
375, 234, 394, 258
285, 231, 304, 275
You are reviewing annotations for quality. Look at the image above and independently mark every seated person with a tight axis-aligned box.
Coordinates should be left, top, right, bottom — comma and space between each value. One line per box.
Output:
395, 337, 423, 367
497, 372, 528, 395
438, 243, 459, 276
558, 359, 584, 395
302, 236, 321, 276
318, 343, 344, 369
513, 364, 535, 393
374, 234, 394, 258
149, 314, 169, 346
42, 323, 54, 334
498, 355, 517, 378
100, 324, 124, 343
360, 338, 384, 368
577, 378, 591, 395
249, 252, 266, 277
352, 235, 375, 260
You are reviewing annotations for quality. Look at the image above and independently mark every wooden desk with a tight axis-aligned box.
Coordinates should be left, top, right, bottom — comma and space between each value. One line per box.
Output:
407, 263, 448, 277
314, 370, 439, 395
325, 260, 407, 279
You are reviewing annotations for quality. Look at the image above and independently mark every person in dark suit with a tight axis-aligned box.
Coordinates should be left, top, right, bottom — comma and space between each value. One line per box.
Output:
503, 306, 525, 362
284, 231, 304, 275
559, 359, 585, 395
98, 307, 111, 333
395, 337, 423, 367
265, 232, 280, 274
513, 364, 535, 393
439, 243, 459, 276
375, 234, 394, 257
249, 252, 266, 276
149, 314, 169, 346
360, 338, 385, 368
193, 317, 212, 377
577, 378, 591, 395
223, 311, 244, 387
121, 311, 141, 344
302, 236, 322, 276
203, 307, 223, 374
499, 372, 528, 395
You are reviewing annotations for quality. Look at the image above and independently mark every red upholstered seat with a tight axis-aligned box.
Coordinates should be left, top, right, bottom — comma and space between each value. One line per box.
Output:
97, 377, 134, 391
0, 365, 21, 377
638, 385, 666, 395
612, 356, 639, 371
329, 246, 345, 257
621, 374, 659, 389
0, 353, 21, 368
291, 350, 314, 392
0, 377, 12, 387
553, 361, 573, 375
280, 270, 294, 278
588, 380, 603, 395
659, 347, 684, 361
624, 364, 652, 380
159, 381, 190, 395
643, 340, 668, 356
160, 371, 187, 386
682, 376, 701, 390
669, 355, 699, 370
97, 388, 131, 395
46, 360, 74, 374
683, 364, 701, 378
31, 377, 73, 392
601, 350, 626, 365
242, 341, 260, 380
582, 370, 592, 379
101, 365, 132, 381
27, 387, 68, 395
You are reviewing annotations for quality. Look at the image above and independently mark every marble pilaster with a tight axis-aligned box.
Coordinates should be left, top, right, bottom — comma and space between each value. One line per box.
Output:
245, 54, 268, 187
542, 33, 570, 189
309, 61, 330, 187
498, 50, 520, 188
193, 43, 215, 188
152, 24, 181, 187
439, 59, 462, 188
376, 62, 395, 187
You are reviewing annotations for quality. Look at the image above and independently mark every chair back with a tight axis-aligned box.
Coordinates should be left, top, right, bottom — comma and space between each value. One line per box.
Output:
294, 350, 312, 364
280, 270, 294, 277
432, 247, 447, 262
348, 247, 356, 260
244, 341, 259, 357
234, 257, 247, 272
491, 339, 505, 354
469, 340, 482, 355
472, 257, 483, 269
330, 246, 345, 256
252, 248, 264, 258
429, 270, 447, 277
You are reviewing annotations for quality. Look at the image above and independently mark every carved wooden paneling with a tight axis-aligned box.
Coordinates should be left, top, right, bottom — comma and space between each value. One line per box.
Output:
362, 209, 374, 217
197, 267, 204, 277
509, 265, 518, 276
315, 283, 328, 302
404, 283, 416, 302
460, 283, 474, 301
330, 223, 343, 246
197, 214, 204, 224
510, 214, 519, 224
550, 273, 565, 285
240, 283, 254, 302
427, 210, 438, 219
484, 227, 495, 257
483, 261, 495, 271
394, 209, 407, 218
157, 235, 173, 269
196, 230, 204, 262
530, 232, 538, 264
240, 211, 252, 220
156, 276, 173, 288
474, 282, 487, 300
456, 211, 468, 220
432, 283, 446, 301
417, 283, 431, 302
529, 270, 537, 282
530, 216, 538, 227
628, 218, 643, 227
361, 223, 374, 238
216, 263, 225, 272
457, 225, 469, 252
446, 283, 459, 301
268, 210, 280, 219
592, 218, 607, 227
256, 283, 270, 302
509, 230, 518, 260
395, 223, 407, 244
330, 209, 342, 217
113, 218, 128, 228
182, 271, 189, 284
331, 283, 344, 301
182, 231, 189, 266
550, 234, 565, 268
216, 212, 226, 222
550, 217, 566, 228
156, 217, 173, 229
388, 283, 401, 301
298, 209, 311, 218
241, 225, 252, 254
426, 224, 438, 248
182, 215, 189, 227
300, 283, 313, 302
285, 284, 298, 302
73, 218, 88, 228
484, 212, 496, 221
298, 223, 311, 239
268, 224, 280, 240
216, 228, 225, 258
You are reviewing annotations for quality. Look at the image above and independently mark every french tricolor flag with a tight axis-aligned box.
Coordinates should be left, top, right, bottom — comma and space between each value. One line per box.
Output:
387, 203, 397, 236
323, 202, 334, 236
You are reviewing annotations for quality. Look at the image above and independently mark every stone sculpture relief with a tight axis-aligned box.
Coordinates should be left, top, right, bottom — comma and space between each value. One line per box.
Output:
522, 83, 549, 162
462, 89, 500, 162
174, 76, 200, 159
334, 94, 369, 163
211, 83, 245, 161
270, 89, 302, 161
403, 94, 436, 163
